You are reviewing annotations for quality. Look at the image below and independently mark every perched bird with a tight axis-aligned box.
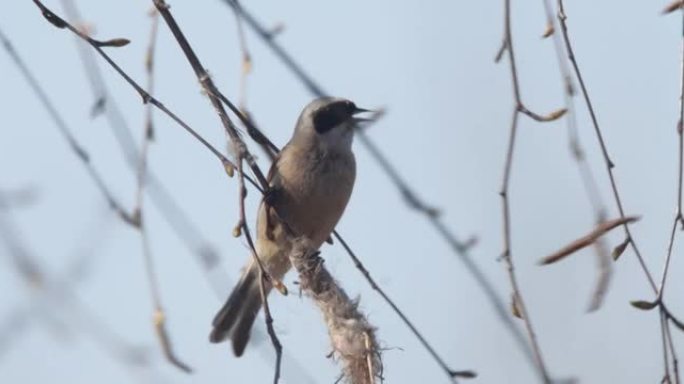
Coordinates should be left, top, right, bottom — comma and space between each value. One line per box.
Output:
209, 97, 368, 356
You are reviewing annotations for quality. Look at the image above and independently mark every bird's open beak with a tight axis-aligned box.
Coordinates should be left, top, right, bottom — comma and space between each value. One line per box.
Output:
351, 107, 373, 123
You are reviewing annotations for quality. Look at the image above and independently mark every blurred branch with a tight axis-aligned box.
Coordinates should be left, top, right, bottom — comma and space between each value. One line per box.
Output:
230, 0, 251, 111
58, 0, 236, 304
137, 10, 192, 373
540, 0, 612, 312
3, 10, 190, 371
0, 25, 135, 226
0, 199, 167, 382
0, 187, 40, 210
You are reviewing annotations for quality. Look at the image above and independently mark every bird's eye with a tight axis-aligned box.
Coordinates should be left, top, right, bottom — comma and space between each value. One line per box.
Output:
313, 102, 353, 134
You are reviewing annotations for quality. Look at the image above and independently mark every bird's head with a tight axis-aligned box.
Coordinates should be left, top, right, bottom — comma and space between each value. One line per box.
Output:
293, 97, 369, 151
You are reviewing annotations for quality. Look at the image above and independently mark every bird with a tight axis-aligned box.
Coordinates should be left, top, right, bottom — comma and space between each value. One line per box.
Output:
209, 97, 368, 356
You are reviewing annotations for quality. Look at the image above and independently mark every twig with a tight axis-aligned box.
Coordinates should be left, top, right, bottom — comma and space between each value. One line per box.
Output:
538, 216, 639, 265
665, 1, 684, 14
236, 157, 283, 384
220, 0, 539, 373
289, 238, 381, 384
139, 10, 192, 373
651, 4, 684, 381
230, 0, 251, 110
33, 0, 246, 181
654, 1, 684, 310
496, 0, 566, 381
666, 319, 681, 384
332, 232, 476, 382
556, 0, 657, 290
557, 1, 684, 379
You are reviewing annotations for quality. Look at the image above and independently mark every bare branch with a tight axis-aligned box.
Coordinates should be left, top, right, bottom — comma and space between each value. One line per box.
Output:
496, 0, 562, 380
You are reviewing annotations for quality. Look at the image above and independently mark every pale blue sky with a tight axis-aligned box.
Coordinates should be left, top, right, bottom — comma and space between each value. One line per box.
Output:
1, 1, 683, 383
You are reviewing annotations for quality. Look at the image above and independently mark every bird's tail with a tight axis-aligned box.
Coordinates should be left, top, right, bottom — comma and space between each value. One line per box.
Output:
209, 264, 267, 356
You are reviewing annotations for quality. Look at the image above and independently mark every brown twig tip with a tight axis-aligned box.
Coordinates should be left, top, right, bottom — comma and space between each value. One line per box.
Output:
630, 300, 659, 311
289, 238, 381, 384
542, 23, 554, 38
611, 237, 630, 261
450, 370, 478, 379
94, 38, 131, 48
541, 108, 568, 122
663, 0, 684, 14
511, 293, 523, 319
152, 310, 193, 373
242, 53, 253, 74
494, 40, 507, 63
232, 224, 242, 237
223, 161, 235, 177
539, 216, 640, 266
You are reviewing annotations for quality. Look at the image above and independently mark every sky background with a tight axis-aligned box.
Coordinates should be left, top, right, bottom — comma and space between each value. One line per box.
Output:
1, 1, 684, 383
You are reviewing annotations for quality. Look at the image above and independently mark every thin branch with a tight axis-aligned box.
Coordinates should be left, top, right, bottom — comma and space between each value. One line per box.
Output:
666, 319, 681, 384
663, 310, 674, 384
236, 157, 283, 384
332, 232, 475, 382
654, 0, 684, 308
556, 0, 657, 290
557, 1, 684, 379
33, 0, 243, 181
139, 10, 192, 373
496, 0, 564, 381
665, 1, 684, 14
230, 0, 251, 110
652, 4, 684, 381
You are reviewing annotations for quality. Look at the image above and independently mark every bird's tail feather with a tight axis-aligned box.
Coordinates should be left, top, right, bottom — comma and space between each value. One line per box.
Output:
209, 265, 266, 356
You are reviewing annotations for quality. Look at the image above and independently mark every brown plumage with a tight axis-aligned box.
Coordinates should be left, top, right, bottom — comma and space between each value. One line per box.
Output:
210, 97, 363, 355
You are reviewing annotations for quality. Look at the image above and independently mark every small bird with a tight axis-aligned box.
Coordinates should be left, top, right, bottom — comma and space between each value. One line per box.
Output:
209, 97, 368, 356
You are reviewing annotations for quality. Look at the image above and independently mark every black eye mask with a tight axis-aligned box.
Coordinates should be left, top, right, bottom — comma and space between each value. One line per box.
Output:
313, 101, 356, 134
